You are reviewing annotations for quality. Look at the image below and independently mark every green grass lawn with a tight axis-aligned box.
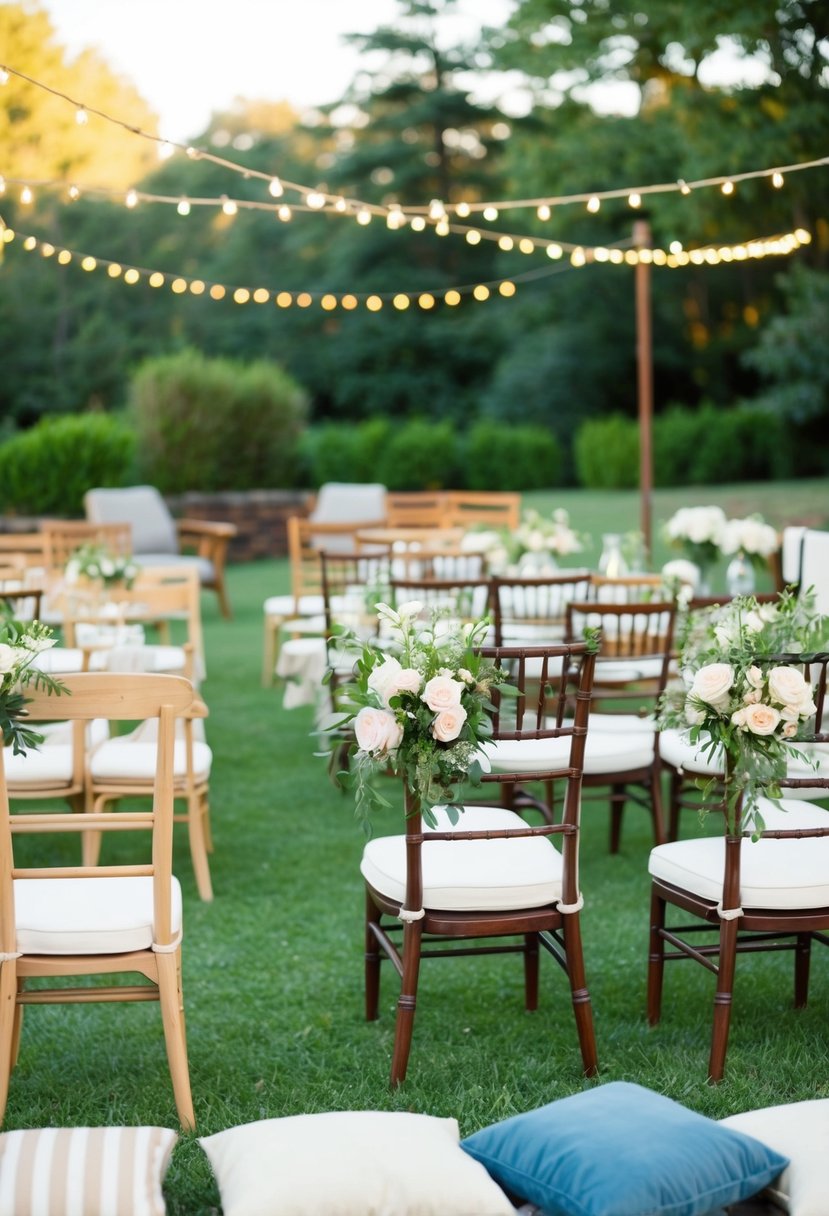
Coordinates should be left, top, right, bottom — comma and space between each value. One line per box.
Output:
6, 480, 829, 1214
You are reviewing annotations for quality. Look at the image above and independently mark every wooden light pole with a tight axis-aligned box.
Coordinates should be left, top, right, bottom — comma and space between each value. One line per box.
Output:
633, 217, 653, 560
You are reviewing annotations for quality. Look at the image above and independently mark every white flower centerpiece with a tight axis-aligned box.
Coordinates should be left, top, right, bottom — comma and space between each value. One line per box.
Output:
65, 543, 139, 590
659, 590, 828, 831
332, 601, 513, 828
473, 508, 588, 575
663, 505, 727, 592
0, 609, 65, 755
720, 515, 780, 595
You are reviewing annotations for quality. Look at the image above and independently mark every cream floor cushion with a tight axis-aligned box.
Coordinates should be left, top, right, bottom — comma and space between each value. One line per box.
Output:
721, 1098, 829, 1216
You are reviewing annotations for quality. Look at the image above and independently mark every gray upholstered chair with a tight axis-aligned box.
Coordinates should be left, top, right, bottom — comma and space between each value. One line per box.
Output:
84, 485, 236, 618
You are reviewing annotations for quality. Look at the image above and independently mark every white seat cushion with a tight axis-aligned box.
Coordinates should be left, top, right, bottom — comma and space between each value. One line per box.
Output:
14, 876, 182, 954
5, 745, 74, 785
649, 798, 829, 910
361, 805, 564, 912
263, 594, 325, 618
32, 647, 84, 674
138, 552, 215, 583
484, 730, 654, 776
90, 738, 212, 782
595, 657, 665, 682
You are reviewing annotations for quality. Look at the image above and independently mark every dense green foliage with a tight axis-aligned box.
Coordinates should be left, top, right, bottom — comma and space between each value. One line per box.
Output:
131, 349, 309, 493
0, 413, 135, 515
0, 0, 826, 463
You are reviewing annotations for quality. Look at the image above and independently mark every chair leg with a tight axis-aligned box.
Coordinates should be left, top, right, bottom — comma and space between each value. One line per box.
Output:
215, 579, 232, 621
83, 790, 105, 868
365, 890, 382, 1022
390, 920, 423, 1087
708, 917, 739, 1083
794, 932, 812, 1008
523, 932, 539, 1011
10, 980, 24, 1069
187, 793, 213, 903
609, 784, 625, 854
650, 766, 666, 846
262, 616, 278, 687
561, 912, 598, 1077
0, 961, 19, 1124
647, 885, 666, 1025
155, 949, 195, 1131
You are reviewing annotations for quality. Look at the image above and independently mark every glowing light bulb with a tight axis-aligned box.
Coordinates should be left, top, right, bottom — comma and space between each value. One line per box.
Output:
546, 244, 562, 260
586, 196, 600, 213
483, 205, 499, 222
221, 196, 238, 216
455, 201, 470, 218
518, 238, 534, 254
677, 179, 691, 195
418, 293, 435, 310
278, 205, 292, 222
410, 215, 426, 231
571, 247, 586, 266
75, 107, 88, 125
158, 140, 174, 160
124, 268, 140, 284
68, 184, 80, 201
669, 240, 683, 254
465, 230, 481, 245
356, 208, 372, 225
0, 68, 9, 85
334, 197, 348, 212
125, 189, 138, 208
772, 171, 784, 189
149, 272, 165, 287
499, 281, 516, 297
306, 191, 326, 209
444, 290, 461, 306
268, 177, 284, 198
20, 185, 33, 205
435, 217, 450, 236
628, 192, 641, 208
536, 204, 551, 221
177, 198, 191, 216
472, 285, 490, 301
721, 180, 734, 195
498, 236, 514, 251
0, 176, 6, 195
428, 199, 446, 220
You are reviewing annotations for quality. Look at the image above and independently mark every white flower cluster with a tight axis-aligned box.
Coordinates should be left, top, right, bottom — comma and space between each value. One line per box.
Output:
664, 505, 727, 548
720, 516, 780, 558
65, 544, 139, 588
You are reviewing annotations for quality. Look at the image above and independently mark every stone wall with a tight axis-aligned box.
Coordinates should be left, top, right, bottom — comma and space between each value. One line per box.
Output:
166, 490, 312, 561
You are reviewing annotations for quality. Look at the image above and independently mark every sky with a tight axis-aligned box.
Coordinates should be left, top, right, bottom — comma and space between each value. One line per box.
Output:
37, 0, 532, 142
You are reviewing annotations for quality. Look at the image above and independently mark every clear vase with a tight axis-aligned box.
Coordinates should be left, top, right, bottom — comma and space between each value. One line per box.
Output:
726, 551, 755, 597
598, 533, 628, 579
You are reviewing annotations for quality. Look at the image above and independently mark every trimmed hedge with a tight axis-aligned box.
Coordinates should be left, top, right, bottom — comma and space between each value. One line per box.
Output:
0, 413, 135, 516
131, 349, 308, 492
574, 404, 794, 490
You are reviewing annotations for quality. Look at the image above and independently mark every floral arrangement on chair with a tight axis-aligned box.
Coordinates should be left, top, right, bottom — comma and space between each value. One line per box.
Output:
65, 543, 139, 590
0, 608, 64, 755
659, 591, 827, 830
333, 601, 513, 828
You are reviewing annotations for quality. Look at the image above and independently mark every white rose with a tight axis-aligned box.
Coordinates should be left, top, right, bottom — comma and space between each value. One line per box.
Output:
767, 666, 811, 709
396, 600, 423, 620
742, 702, 781, 736
431, 704, 467, 743
685, 703, 707, 726
691, 663, 735, 710
0, 643, 17, 674
354, 706, 403, 755
731, 707, 747, 728
782, 721, 798, 738
422, 674, 465, 711
745, 665, 763, 689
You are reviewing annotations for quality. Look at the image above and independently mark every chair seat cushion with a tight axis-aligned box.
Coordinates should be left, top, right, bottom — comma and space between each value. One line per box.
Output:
14, 876, 183, 954
5, 719, 109, 786
649, 798, 829, 910
138, 553, 215, 583
90, 739, 212, 781
659, 730, 829, 798
361, 805, 564, 912
484, 730, 654, 776
32, 647, 85, 674
263, 594, 325, 618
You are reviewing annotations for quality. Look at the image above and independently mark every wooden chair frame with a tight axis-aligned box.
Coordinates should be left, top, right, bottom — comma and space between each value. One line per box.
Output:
364, 641, 598, 1086
0, 672, 196, 1128
648, 652, 829, 1082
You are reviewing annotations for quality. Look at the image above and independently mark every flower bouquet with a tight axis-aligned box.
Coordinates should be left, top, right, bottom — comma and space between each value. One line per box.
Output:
663, 505, 727, 578
719, 515, 780, 571
65, 543, 139, 589
475, 508, 588, 575
0, 608, 65, 755
332, 601, 513, 829
660, 591, 828, 830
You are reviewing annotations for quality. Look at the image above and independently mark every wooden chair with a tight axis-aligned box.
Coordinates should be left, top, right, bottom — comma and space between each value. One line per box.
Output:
0, 534, 44, 571
491, 573, 593, 647
387, 573, 494, 632
587, 573, 666, 603
362, 639, 598, 1086
0, 672, 196, 1128
648, 652, 829, 1082
262, 516, 383, 687
384, 492, 449, 529
444, 491, 521, 531
39, 519, 133, 575
84, 486, 236, 619
563, 599, 677, 851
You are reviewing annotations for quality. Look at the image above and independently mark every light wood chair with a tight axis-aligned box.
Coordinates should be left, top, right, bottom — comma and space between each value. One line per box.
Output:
0, 672, 196, 1128
362, 640, 598, 1086
39, 519, 133, 575
384, 492, 449, 529
648, 652, 829, 1082
444, 491, 521, 531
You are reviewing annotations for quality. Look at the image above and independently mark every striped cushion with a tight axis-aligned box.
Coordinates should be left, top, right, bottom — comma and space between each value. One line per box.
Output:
0, 1126, 177, 1216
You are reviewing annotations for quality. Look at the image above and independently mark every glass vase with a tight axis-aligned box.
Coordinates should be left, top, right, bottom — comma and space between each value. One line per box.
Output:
598, 533, 628, 579
726, 551, 755, 597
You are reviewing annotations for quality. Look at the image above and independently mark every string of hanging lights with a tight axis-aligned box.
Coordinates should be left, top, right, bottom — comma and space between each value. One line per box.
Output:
1, 62, 826, 228
0, 220, 810, 312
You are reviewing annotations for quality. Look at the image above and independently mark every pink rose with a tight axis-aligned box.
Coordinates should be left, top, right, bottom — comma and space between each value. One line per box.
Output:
368, 657, 422, 707
422, 674, 464, 712
690, 663, 734, 711
354, 706, 403, 755
431, 704, 468, 743
742, 702, 781, 736
782, 721, 798, 738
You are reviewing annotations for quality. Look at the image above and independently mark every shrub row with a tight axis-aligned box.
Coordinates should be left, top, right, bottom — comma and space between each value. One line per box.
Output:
574, 402, 794, 490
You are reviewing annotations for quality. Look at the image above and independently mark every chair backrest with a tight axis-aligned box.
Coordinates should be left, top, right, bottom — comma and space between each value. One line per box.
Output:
384, 492, 449, 529
85, 486, 179, 556
40, 520, 133, 574
401, 640, 597, 912
443, 491, 521, 531
565, 599, 677, 717
309, 483, 387, 527
287, 516, 388, 601
388, 574, 494, 631
491, 573, 594, 646
0, 672, 195, 957
588, 573, 666, 604
0, 533, 45, 570
800, 529, 829, 615
318, 550, 393, 638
